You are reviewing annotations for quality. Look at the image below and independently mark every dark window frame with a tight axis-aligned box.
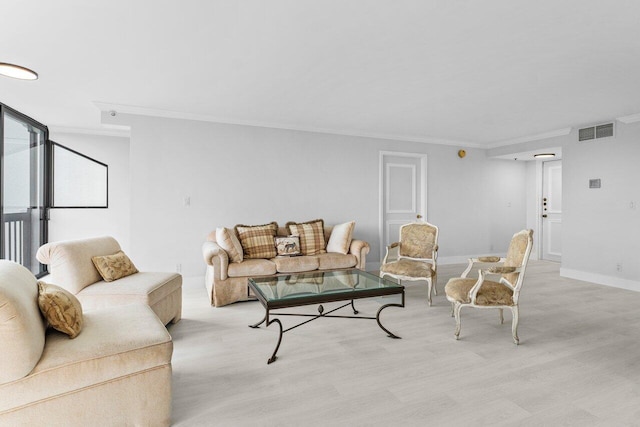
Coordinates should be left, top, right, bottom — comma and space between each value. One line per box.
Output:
0, 102, 50, 277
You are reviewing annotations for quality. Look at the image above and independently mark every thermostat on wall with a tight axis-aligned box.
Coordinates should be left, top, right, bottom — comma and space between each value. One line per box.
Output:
589, 179, 601, 189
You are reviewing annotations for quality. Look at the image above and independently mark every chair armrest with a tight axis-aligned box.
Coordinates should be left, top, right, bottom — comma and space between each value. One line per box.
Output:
202, 241, 229, 280
486, 266, 516, 274
461, 256, 507, 278
349, 240, 370, 270
468, 268, 517, 303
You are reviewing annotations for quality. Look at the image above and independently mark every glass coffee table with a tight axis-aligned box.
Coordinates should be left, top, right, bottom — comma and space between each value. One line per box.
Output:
248, 269, 405, 364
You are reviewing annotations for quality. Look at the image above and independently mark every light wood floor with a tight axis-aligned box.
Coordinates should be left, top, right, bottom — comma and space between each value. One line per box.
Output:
168, 262, 640, 426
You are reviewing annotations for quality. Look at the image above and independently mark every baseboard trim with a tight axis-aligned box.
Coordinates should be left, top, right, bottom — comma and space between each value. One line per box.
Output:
560, 268, 640, 292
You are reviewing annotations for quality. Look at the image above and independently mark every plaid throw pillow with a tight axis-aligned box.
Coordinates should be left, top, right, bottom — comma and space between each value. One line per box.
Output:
235, 222, 278, 259
287, 219, 326, 256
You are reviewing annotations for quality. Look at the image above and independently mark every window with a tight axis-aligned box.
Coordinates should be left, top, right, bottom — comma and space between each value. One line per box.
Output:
0, 102, 110, 276
51, 142, 108, 208
0, 104, 48, 276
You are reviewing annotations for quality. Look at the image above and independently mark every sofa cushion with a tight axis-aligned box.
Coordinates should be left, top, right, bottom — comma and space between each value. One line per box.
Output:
36, 236, 122, 294
287, 219, 326, 256
326, 221, 355, 254
228, 259, 277, 278
315, 253, 357, 270
216, 227, 243, 263
272, 256, 319, 273
0, 304, 172, 413
91, 251, 139, 282
0, 261, 46, 385
75, 272, 182, 311
37, 281, 84, 339
235, 222, 278, 259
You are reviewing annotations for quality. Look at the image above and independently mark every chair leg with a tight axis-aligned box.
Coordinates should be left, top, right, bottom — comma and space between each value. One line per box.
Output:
450, 302, 455, 317
432, 272, 438, 295
427, 278, 432, 306
454, 303, 462, 340
499, 308, 504, 324
511, 305, 519, 345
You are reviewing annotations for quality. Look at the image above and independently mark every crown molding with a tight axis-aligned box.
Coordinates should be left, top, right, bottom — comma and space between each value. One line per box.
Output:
48, 125, 130, 138
616, 113, 640, 124
93, 101, 484, 148
487, 127, 572, 149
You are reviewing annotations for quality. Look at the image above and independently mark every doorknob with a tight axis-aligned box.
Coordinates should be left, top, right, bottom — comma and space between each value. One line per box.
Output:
542, 214, 548, 218
416, 214, 423, 219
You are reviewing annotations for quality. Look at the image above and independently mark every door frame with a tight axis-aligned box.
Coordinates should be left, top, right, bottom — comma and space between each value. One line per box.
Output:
378, 151, 428, 263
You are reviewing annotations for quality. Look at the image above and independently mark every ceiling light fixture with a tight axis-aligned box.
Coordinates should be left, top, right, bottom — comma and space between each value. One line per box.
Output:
0, 62, 38, 80
533, 153, 555, 159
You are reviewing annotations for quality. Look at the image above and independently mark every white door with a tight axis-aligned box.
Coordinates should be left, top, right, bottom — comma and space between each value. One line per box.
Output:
542, 160, 562, 262
379, 152, 427, 262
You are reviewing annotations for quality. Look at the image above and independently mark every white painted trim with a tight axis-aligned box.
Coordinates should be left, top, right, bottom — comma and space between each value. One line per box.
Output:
48, 125, 130, 138
94, 101, 482, 148
560, 268, 640, 292
616, 113, 640, 124
378, 151, 428, 264
487, 127, 572, 149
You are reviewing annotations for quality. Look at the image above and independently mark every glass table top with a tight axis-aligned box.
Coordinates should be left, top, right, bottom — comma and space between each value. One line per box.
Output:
249, 270, 403, 304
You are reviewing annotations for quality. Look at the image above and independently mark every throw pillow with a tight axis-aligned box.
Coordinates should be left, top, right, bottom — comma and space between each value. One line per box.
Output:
235, 222, 278, 259
287, 219, 326, 256
92, 251, 139, 282
326, 221, 355, 254
216, 227, 244, 263
275, 236, 301, 256
37, 281, 83, 339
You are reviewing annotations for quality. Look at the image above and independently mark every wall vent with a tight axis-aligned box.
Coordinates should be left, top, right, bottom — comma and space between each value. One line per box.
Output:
578, 122, 614, 142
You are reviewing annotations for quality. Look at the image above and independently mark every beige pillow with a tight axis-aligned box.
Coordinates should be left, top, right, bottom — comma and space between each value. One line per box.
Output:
91, 251, 139, 282
235, 222, 278, 259
37, 281, 83, 339
326, 221, 355, 254
216, 227, 244, 263
287, 219, 326, 256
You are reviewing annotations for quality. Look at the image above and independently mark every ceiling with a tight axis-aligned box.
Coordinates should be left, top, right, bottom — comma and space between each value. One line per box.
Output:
2, 1, 640, 147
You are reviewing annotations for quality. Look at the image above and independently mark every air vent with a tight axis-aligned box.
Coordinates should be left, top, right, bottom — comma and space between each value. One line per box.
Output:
579, 122, 614, 142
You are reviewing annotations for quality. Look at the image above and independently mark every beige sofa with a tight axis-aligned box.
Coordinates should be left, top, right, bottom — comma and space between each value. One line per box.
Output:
36, 236, 182, 325
202, 224, 370, 307
0, 260, 173, 426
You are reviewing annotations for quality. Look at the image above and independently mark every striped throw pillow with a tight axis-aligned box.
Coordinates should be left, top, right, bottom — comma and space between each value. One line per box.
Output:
235, 222, 278, 259
287, 219, 326, 256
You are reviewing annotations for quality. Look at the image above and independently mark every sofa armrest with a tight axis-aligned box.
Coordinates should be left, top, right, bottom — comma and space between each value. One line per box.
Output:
202, 241, 229, 281
35, 236, 122, 295
349, 240, 370, 270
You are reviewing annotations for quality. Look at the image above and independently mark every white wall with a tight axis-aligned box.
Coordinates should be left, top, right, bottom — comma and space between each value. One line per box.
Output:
47, 132, 131, 251
105, 114, 527, 276
561, 121, 640, 290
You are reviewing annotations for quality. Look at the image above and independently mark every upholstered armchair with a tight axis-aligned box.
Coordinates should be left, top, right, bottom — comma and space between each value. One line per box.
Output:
444, 229, 534, 344
379, 222, 438, 305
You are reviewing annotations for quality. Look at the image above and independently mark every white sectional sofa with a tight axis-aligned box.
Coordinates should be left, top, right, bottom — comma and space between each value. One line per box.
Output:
0, 260, 173, 426
36, 236, 182, 325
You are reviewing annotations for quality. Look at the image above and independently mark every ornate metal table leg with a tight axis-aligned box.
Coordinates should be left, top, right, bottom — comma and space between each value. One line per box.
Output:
267, 318, 283, 364
249, 311, 267, 329
351, 299, 358, 315
376, 303, 403, 339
